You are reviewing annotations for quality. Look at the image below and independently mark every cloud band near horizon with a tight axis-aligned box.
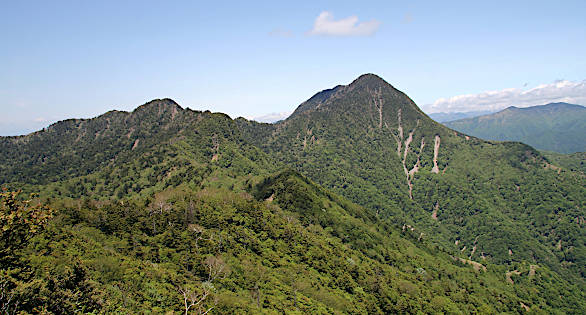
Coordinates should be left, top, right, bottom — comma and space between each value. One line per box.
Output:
425, 80, 586, 113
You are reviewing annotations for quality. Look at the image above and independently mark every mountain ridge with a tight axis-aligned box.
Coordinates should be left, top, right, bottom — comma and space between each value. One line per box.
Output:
429, 110, 496, 123
1, 73, 584, 313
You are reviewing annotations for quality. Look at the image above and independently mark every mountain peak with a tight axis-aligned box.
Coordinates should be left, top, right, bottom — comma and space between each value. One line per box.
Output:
129, 98, 184, 123
134, 98, 182, 112
290, 73, 405, 118
132, 98, 183, 117
351, 73, 388, 85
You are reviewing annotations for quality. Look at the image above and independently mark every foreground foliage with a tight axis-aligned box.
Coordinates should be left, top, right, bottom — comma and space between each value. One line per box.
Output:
1, 181, 584, 314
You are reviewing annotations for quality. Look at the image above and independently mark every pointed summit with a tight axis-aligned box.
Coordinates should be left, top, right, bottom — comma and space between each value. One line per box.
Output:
291, 74, 392, 117
349, 73, 394, 89
289, 73, 423, 122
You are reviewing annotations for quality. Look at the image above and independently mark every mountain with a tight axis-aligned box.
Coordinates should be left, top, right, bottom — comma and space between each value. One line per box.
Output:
240, 73, 585, 275
444, 103, 586, 153
428, 110, 495, 123
1, 74, 585, 313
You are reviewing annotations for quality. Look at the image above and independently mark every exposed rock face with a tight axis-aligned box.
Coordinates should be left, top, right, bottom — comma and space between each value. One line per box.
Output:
432, 135, 441, 174
506, 270, 521, 284
452, 256, 487, 272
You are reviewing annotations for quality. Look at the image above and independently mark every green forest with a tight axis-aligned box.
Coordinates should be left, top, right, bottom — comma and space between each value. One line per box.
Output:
1, 75, 584, 314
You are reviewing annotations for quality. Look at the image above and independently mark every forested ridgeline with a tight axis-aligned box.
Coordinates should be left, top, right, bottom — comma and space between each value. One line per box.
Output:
1, 74, 585, 313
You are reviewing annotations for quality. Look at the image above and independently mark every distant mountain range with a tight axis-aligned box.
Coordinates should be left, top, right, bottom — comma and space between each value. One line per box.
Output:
444, 102, 586, 153
428, 110, 496, 122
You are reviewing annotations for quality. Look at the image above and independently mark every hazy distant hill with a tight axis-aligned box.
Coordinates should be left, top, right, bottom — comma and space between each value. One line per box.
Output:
444, 103, 586, 153
429, 110, 495, 122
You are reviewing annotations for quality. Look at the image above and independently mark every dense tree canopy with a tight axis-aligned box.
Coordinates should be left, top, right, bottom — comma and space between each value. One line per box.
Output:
0, 74, 584, 313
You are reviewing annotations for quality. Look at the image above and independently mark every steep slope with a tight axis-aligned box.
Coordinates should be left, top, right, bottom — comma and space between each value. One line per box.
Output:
444, 103, 586, 153
238, 74, 586, 282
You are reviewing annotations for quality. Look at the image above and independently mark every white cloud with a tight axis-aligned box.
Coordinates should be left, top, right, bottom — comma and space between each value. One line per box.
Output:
425, 80, 586, 113
249, 111, 292, 123
308, 11, 380, 37
33, 117, 48, 123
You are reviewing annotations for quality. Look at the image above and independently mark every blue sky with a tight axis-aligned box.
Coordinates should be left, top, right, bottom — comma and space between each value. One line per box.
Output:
2, 0, 586, 134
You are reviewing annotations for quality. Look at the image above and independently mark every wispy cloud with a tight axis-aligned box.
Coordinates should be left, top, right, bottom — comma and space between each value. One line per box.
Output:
426, 80, 586, 113
308, 11, 380, 37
